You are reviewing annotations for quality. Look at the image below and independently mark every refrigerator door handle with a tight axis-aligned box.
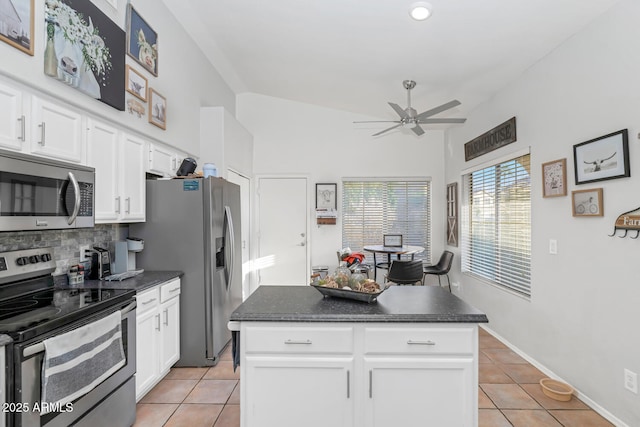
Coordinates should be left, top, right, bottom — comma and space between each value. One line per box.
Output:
224, 205, 235, 290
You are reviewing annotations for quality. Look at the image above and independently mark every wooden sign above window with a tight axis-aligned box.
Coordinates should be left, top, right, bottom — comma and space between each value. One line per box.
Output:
464, 117, 517, 161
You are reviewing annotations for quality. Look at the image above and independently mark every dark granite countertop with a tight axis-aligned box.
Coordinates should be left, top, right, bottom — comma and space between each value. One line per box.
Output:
68, 271, 183, 293
230, 285, 488, 323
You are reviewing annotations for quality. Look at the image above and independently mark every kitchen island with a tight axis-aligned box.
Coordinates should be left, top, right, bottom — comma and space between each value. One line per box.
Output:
229, 285, 488, 427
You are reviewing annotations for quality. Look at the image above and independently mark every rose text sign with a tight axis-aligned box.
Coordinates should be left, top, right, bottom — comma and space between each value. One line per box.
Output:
464, 117, 517, 161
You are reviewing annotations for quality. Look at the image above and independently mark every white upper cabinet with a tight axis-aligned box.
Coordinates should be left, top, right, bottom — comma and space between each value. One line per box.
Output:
87, 118, 120, 222
120, 133, 146, 222
0, 80, 26, 151
30, 95, 83, 163
87, 119, 146, 223
148, 142, 187, 177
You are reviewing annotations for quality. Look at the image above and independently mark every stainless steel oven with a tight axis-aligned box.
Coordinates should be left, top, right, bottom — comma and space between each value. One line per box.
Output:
14, 300, 136, 427
0, 149, 94, 231
0, 248, 136, 427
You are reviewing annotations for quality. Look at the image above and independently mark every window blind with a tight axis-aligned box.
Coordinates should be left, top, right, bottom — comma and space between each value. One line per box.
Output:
342, 179, 431, 262
461, 154, 531, 296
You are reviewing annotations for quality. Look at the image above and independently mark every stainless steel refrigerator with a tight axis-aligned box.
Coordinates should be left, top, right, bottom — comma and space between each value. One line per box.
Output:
130, 177, 242, 366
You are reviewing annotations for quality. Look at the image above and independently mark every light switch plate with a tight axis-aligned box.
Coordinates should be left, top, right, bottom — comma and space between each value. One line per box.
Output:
549, 239, 558, 255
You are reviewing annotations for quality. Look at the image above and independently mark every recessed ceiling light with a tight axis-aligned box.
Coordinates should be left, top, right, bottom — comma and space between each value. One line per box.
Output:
409, 2, 432, 21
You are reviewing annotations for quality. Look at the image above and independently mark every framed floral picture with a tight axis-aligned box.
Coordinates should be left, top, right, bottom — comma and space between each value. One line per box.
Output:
125, 65, 147, 101
44, 0, 125, 110
126, 5, 158, 76
542, 158, 567, 198
0, 0, 34, 55
148, 88, 166, 129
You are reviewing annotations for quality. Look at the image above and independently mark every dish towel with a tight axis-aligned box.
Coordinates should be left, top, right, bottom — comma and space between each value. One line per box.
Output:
41, 310, 125, 414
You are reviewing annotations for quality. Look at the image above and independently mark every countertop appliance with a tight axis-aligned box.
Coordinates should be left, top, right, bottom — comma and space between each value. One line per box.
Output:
131, 177, 242, 366
0, 247, 136, 427
87, 246, 111, 279
0, 148, 94, 231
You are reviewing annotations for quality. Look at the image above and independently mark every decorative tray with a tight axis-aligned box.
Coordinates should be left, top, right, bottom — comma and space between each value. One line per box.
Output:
310, 283, 389, 303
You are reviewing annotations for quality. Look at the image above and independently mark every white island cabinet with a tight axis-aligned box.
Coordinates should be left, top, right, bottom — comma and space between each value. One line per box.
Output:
135, 278, 181, 401
232, 286, 488, 427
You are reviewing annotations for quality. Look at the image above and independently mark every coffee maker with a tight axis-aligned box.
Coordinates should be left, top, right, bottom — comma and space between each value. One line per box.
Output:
126, 237, 144, 270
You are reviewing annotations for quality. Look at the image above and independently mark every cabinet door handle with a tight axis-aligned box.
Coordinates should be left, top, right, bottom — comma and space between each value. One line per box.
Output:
115, 196, 121, 214
169, 287, 180, 293
407, 340, 436, 346
39, 122, 46, 146
141, 298, 156, 305
346, 370, 350, 399
163, 308, 169, 326
155, 314, 161, 331
369, 369, 373, 398
18, 115, 25, 141
125, 197, 131, 214
284, 339, 312, 345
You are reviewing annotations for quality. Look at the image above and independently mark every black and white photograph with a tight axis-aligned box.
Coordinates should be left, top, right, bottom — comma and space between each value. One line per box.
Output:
573, 129, 630, 185
0, 0, 33, 55
148, 88, 166, 129
44, 0, 125, 110
126, 64, 147, 101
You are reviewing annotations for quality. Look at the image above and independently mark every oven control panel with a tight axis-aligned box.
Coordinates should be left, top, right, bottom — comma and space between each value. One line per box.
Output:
0, 248, 56, 285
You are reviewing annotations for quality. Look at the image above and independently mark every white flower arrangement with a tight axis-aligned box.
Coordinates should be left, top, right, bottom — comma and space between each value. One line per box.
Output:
45, 0, 112, 84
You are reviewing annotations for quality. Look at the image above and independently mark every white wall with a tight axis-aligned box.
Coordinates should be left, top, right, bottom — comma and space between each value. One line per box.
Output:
0, 0, 235, 157
237, 92, 447, 271
446, 0, 640, 425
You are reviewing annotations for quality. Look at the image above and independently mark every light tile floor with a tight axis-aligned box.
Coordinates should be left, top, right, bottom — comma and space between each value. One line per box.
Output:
134, 328, 614, 427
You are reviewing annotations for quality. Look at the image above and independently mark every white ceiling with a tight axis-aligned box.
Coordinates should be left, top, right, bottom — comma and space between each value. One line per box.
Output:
164, 0, 621, 122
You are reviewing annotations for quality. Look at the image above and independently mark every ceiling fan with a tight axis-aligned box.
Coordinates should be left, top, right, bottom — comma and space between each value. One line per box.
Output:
355, 80, 466, 136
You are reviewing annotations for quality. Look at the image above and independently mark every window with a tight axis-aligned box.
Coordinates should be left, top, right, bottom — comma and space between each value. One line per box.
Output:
462, 153, 531, 296
342, 179, 431, 262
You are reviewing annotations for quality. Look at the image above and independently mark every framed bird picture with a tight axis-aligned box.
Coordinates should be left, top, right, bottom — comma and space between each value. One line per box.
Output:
573, 129, 629, 185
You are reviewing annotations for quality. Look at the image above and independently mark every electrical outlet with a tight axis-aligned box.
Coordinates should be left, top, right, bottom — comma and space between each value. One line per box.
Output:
549, 239, 558, 255
624, 369, 638, 394
79, 245, 90, 262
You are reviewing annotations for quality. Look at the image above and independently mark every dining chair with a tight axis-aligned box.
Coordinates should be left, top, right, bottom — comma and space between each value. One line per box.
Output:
423, 251, 454, 291
385, 260, 424, 286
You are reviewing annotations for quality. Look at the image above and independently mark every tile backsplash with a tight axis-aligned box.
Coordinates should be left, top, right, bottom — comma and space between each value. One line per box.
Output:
0, 224, 127, 275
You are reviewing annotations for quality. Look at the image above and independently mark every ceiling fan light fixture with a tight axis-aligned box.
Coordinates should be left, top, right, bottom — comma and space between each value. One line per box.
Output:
409, 2, 432, 21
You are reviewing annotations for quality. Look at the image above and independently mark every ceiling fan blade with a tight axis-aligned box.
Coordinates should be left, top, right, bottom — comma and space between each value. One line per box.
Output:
411, 124, 425, 136
373, 123, 403, 136
388, 102, 410, 119
415, 100, 462, 120
353, 120, 402, 123
416, 118, 467, 124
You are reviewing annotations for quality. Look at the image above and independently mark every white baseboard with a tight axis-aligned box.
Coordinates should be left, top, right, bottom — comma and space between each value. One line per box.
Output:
479, 325, 628, 427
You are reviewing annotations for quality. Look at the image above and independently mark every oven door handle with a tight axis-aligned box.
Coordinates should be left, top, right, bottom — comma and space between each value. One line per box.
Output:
23, 301, 137, 358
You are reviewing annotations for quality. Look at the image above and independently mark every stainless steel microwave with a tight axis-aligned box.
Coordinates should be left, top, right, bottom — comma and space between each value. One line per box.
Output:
0, 149, 94, 231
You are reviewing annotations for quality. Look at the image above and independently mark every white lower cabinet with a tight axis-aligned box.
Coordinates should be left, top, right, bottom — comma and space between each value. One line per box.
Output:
241, 323, 478, 427
135, 278, 181, 401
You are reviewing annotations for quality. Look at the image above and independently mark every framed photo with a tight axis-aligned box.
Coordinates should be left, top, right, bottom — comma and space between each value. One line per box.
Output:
44, 0, 125, 110
0, 0, 34, 55
446, 182, 458, 246
542, 158, 567, 197
572, 188, 603, 217
316, 183, 337, 209
148, 88, 166, 129
383, 234, 403, 247
125, 65, 147, 101
126, 4, 158, 76
573, 129, 630, 185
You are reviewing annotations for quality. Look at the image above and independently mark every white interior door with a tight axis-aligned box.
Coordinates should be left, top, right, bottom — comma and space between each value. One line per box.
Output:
257, 177, 309, 286
227, 170, 252, 299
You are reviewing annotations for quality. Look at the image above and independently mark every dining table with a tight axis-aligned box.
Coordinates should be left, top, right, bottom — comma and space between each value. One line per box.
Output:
363, 245, 425, 281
